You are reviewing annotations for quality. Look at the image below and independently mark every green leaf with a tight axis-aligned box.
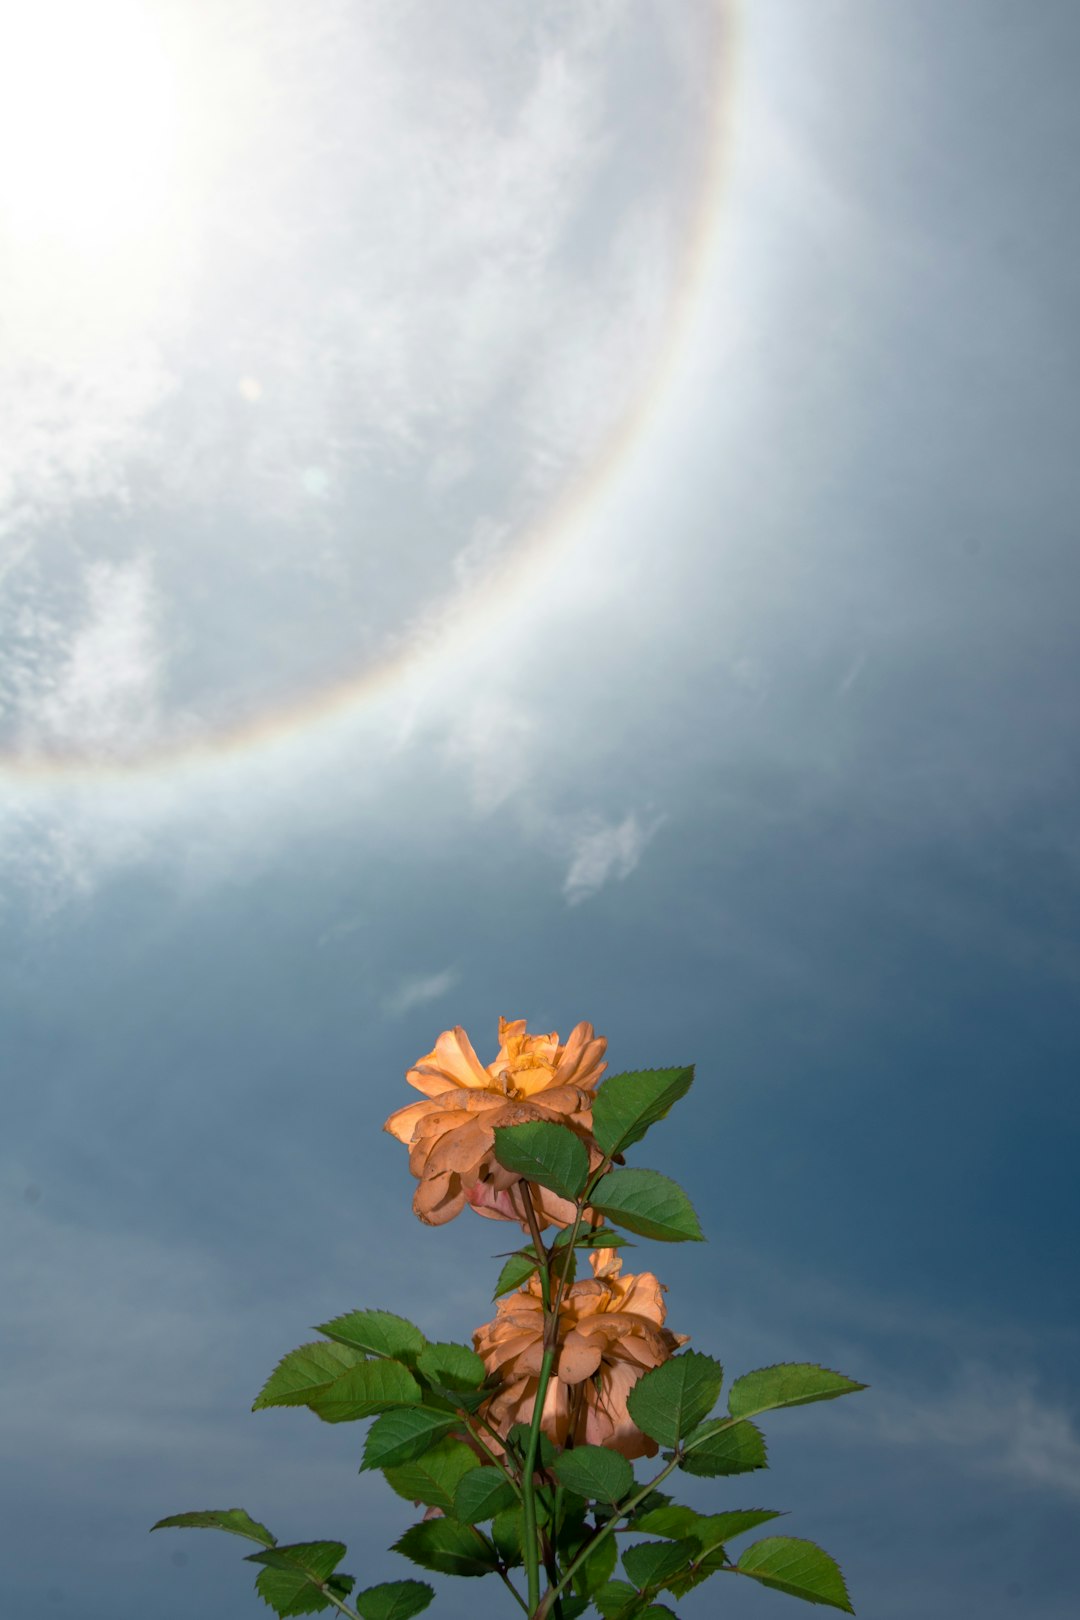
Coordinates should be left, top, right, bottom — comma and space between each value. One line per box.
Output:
453, 1466, 517, 1523
592, 1067, 695, 1159
151, 1508, 277, 1547
506, 1423, 555, 1468
245, 1542, 350, 1618
666, 1545, 730, 1601
252, 1342, 365, 1410
391, 1518, 498, 1578
593, 1579, 640, 1618
491, 1507, 523, 1567
679, 1418, 768, 1477
315, 1310, 427, 1366
728, 1364, 867, 1420
626, 1352, 722, 1446
555, 1225, 629, 1251
494, 1229, 628, 1299
558, 1600, 592, 1620
247, 1543, 346, 1576
624, 1491, 672, 1522
354, 1579, 435, 1620
552, 1446, 633, 1505
492, 1120, 590, 1202
622, 1540, 697, 1591
589, 1170, 703, 1243
632, 1504, 703, 1540
556, 1490, 589, 1550
686, 1510, 783, 1554
629, 1503, 778, 1601
552, 1244, 578, 1288
254, 1568, 355, 1617
572, 1532, 618, 1598
493, 1251, 538, 1298
307, 1360, 422, 1424
361, 1409, 459, 1471
384, 1437, 481, 1511
415, 1341, 487, 1392
736, 1537, 853, 1612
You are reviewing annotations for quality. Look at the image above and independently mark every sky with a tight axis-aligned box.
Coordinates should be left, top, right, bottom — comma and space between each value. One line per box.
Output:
2, 2, 1079, 1617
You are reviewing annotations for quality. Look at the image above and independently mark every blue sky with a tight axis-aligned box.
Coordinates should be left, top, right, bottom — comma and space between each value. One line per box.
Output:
2, 3, 1079, 1618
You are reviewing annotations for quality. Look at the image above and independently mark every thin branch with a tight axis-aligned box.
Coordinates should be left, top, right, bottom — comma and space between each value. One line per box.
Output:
520, 1344, 556, 1614
320, 1587, 362, 1620
464, 1415, 523, 1501
520, 1184, 550, 1311
497, 1565, 530, 1614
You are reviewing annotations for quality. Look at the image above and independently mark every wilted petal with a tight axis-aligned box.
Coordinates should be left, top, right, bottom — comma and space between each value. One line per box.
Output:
383, 1097, 440, 1145
426, 1118, 492, 1177
585, 1358, 656, 1458
558, 1330, 604, 1385
413, 1170, 466, 1225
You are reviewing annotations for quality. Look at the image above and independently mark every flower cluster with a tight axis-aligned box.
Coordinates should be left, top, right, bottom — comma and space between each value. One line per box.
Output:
385, 1017, 686, 1459
157, 1013, 864, 1620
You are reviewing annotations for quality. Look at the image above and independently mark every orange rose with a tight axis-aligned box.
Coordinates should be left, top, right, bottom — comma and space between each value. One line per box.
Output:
473, 1251, 688, 1460
384, 1017, 607, 1230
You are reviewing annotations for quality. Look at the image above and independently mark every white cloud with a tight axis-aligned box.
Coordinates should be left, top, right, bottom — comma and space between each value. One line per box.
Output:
15, 556, 165, 759
562, 808, 666, 905
440, 694, 539, 815
383, 967, 459, 1019
868, 1368, 1080, 1501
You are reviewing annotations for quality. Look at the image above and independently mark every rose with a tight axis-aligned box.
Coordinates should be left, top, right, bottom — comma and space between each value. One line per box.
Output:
473, 1250, 688, 1460
384, 1017, 607, 1230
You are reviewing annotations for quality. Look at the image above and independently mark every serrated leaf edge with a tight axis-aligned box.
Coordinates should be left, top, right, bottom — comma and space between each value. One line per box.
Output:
150, 1509, 277, 1547
590, 1166, 706, 1243
727, 1363, 869, 1420
734, 1536, 854, 1614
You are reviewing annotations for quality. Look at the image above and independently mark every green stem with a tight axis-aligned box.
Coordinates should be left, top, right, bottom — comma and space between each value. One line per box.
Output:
544, 1166, 607, 1363
523, 1166, 611, 1615
548, 1203, 587, 1323
321, 1587, 362, 1620
520, 1184, 551, 1311
465, 1415, 524, 1501
541, 1454, 682, 1613
521, 1343, 556, 1614
473, 1408, 519, 1454
497, 1565, 530, 1614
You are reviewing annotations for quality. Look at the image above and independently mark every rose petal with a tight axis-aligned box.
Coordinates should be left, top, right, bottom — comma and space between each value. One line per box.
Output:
554, 1022, 608, 1092
408, 1025, 492, 1093
383, 1097, 441, 1145
557, 1331, 604, 1385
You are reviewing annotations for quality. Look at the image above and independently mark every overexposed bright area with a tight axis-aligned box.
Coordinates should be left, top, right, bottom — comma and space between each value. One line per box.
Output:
0, 1, 182, 251
0, 1, 721, 770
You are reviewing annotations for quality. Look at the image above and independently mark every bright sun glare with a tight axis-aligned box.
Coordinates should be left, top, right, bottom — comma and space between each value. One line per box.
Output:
0, 0, 182, 252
